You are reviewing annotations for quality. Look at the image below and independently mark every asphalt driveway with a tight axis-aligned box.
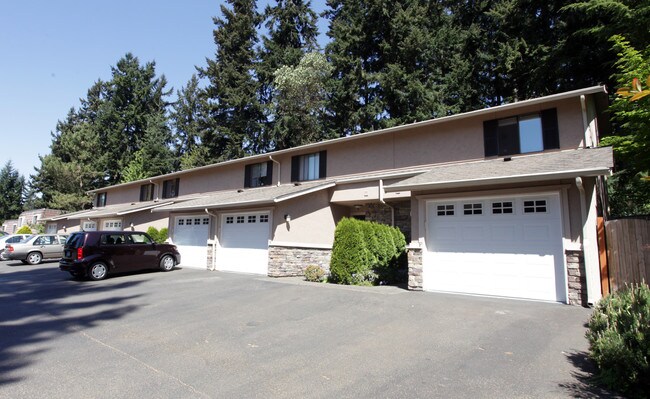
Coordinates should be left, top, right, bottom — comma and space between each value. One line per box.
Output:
0, 260, 616, 398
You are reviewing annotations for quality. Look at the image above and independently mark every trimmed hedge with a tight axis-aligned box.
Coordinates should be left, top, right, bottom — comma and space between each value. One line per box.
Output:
586, 282, 650, 397
146, 226, 169, 244
329, 218, 407, 286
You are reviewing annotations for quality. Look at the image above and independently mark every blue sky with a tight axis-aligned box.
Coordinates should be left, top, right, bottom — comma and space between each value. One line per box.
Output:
0, 0, 328, 179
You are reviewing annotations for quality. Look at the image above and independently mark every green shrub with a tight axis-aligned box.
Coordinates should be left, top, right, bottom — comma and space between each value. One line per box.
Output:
16, 225, 32, 234
329, 217, 407, 286
304, 265, 326, 282
330, 218, 371, 284
586, 282, 650, 397
146, 226, 169, 243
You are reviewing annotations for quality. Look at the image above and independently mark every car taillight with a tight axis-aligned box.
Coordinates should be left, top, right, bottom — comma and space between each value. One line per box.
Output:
7, 245, 13, 253
77, 247, 83, 260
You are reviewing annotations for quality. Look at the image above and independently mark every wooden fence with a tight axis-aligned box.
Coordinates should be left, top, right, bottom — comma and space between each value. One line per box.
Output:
605, 218, 650, 292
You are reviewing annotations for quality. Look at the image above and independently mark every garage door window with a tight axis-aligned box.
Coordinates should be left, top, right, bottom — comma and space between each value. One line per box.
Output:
248, 215, 256, 223
178, 219, 185, 226
202, 218, 209, 225
437, 204, 454, 216
524, 200, 547, 213
463, 203, 482, 215
260, 215, 269, 223
237, 216, 245, 224
492, 201, 514, 214
226, 216, 234, 224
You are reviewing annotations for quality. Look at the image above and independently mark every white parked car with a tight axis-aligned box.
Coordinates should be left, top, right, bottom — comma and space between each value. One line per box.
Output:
0, 234, 32, 260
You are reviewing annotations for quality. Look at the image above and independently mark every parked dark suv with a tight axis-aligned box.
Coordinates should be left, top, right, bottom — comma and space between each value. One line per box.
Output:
60, 231, 181, 280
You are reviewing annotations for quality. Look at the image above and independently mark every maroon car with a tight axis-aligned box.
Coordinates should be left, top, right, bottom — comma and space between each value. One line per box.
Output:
59, 231, 181, 280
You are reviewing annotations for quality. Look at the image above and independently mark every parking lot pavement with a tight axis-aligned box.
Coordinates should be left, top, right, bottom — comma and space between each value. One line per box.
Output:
0, 259, 618, 398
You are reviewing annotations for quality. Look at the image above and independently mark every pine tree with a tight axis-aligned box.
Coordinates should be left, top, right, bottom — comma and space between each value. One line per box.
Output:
200, 0, 264, 161
97, 53, 172, 184
171, 75, 209, 170
0, 161, 25, 221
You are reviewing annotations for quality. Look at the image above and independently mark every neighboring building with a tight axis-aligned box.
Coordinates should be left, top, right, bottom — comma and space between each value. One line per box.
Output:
1, 219, 19, 234
2, 209, 63, 233
49, 86, 613, 306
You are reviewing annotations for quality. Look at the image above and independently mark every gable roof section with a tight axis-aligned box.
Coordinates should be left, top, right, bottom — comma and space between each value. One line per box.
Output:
152, 181, 336, 212
45, 200, 179, 221
385, 147, 613, 192
87, 85, 607, 194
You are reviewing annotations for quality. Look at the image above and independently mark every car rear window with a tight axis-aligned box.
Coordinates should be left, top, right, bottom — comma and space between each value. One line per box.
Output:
66, 233, 86, 248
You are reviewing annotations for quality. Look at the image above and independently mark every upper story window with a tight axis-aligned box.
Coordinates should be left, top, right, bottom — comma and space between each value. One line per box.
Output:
483, 108, 559, 157
140, 183, 154, 201
291, 151, 326, 182
162, 178, 180, 199
245, 161, 273, 188
96, 192, 107, 207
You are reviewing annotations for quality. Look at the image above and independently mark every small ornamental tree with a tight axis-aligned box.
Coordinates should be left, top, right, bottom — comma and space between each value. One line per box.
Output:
16, 225, 33, 234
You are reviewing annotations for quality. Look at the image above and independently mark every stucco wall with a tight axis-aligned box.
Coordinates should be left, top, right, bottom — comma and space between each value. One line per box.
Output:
272, 190, 338, 246
96, 96, 590, 207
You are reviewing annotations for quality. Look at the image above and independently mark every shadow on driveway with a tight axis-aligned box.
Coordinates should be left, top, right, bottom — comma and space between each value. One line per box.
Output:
0, 265, 144, 386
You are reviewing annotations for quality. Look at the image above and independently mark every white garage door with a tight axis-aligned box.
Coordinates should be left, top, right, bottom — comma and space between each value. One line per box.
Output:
173, 215, 210, 269
216, 212, 270, 275
424, 193, 566, 302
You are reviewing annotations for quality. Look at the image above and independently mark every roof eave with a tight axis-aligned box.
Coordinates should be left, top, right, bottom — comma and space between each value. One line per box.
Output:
386, 167, 612, 192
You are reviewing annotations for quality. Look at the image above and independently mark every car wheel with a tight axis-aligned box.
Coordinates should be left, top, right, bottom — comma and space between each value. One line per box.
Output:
26, 252, 43, 265
88, 262, 108, 281
159, 255, 175, 272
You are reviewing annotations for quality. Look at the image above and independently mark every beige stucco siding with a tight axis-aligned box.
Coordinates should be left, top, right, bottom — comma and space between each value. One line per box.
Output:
97, 95, 591, 207
273, 190, 339, 246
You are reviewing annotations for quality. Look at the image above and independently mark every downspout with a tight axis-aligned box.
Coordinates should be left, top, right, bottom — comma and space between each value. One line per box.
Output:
379, 179, 395, 227
580, 95, 594, 148
205, 208, 219, 271
149, 179, 160, 201
269, 156, 281, 186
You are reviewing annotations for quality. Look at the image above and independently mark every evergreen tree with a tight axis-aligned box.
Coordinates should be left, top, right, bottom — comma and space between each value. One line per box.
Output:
258, 0, 320, 150
170, 75, 209, 170
97, 53, 172, 184
324, 0, 463, 135
200, 0, 265, 161
0, 161, 25, 221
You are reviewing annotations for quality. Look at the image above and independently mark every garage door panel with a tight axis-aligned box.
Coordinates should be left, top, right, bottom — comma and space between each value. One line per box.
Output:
216, 212, 269, 275
173, 216, 210, 269
424, 194, 566, 302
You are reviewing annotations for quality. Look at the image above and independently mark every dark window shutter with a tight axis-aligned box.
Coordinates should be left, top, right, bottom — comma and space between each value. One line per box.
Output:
541, 108, 560, 150
264, 160, 273, 186
173, 178, 180, 198
291, 155, 300, 182
244, 164, 252, 188
483, 120, 499, 157
498, 121, 520, 156
319, 151, 327, 179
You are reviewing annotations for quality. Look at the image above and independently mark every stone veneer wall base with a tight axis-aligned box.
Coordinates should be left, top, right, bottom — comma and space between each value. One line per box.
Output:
566, 249, 588, 307
268, 245, 332, 277
407, 247, 423, 291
